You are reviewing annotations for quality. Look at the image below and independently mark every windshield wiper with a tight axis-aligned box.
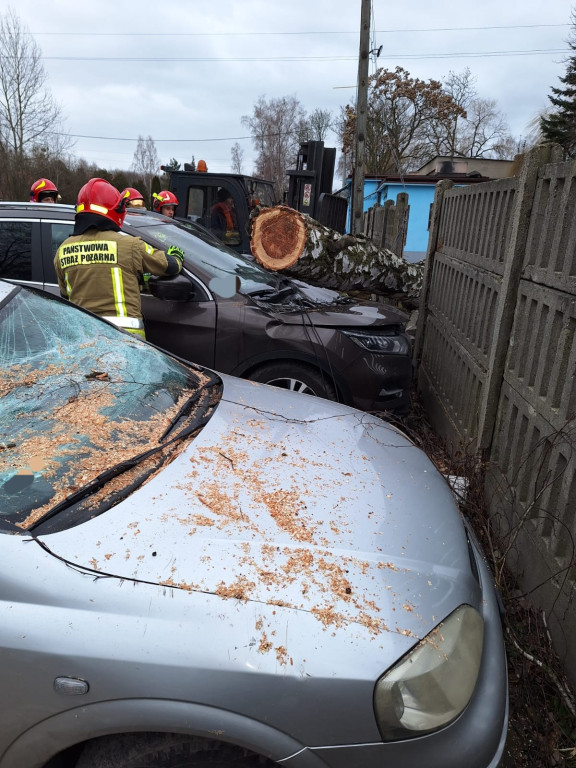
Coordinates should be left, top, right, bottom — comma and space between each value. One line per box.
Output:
159, 373, 220, 441
246, 285, 297, 303
28, 376, 222, 531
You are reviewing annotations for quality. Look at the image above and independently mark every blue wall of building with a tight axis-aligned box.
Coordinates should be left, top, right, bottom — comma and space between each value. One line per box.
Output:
379, 183, 433, 263
345, 178, 435, 263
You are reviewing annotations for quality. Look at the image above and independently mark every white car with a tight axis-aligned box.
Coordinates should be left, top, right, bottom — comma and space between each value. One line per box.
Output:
0, 280, 508, 768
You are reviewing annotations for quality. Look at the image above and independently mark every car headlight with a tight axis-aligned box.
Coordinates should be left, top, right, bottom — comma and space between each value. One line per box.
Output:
374, 605, 484, 741
340, 329, 410, 354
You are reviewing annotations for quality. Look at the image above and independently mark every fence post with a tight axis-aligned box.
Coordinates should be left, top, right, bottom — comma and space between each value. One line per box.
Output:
379, 199, 392, 250
367, 205, 375, 240
395, 192, 409, 257
372, 205, 383, 247
413, 179, 453, 372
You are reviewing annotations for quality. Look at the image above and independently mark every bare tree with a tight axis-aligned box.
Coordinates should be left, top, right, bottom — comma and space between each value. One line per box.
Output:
425, 68, 473, 159
430, 69, 516, 159
230, 141, 244, 174
334, 106, 354, 186
297, 108, 334, 144
0, 7, 70, 199
459, 96, 515, 158
0, 8, 65, 158
131, 135, 160, 197
306, 108, 334, 142
241, 95, 307, 198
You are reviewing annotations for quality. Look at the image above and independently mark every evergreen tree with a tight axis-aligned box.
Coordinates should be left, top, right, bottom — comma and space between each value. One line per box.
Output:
165, 157, 181, 171
541, 21, 576, 159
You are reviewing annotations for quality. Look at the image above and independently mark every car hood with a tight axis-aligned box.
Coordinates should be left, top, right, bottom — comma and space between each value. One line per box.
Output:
276, 297, 408, 328
40, 375, 477, 645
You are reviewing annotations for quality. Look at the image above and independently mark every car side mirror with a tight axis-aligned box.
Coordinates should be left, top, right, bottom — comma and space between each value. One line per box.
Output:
148, 275, 196, 302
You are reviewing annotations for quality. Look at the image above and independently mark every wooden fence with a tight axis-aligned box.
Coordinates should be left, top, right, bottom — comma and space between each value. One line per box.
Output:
363, 192, 409, 256
413, 144, 576, 688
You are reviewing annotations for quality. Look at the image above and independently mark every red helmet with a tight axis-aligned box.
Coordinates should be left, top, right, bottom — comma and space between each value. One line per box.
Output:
152, 190, 179, 212
121, 187, 145, 208
76, 178, 129, 228
30, 178, 59, 203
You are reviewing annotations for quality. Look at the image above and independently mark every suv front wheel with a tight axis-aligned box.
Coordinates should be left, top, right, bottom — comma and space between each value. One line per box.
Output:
249, 362, 337, 401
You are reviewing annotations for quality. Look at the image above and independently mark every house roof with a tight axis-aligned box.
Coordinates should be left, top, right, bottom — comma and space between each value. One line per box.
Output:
361, 173, 493, 185
416, 155, 513, 171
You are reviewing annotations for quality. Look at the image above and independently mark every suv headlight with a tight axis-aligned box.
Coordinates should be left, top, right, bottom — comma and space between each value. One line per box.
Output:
374, 605, 484, 741
340, 329, 410, 355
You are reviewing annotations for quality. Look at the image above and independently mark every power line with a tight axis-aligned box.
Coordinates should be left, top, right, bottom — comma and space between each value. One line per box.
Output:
376, 23, 571, 33
385, 48, 570, 60
8, 47, 567, 64
54, 133, 254, 143
30, 55, 360, 62
49, 131, 299, 144
26, 22, 571, 36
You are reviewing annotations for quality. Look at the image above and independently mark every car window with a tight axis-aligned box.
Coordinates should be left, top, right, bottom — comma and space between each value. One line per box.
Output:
186, 187, 205, 221
0, 221, 33, 280
250, 180, 276, 207
50, 221, 74, 258
0, 287, 219, 529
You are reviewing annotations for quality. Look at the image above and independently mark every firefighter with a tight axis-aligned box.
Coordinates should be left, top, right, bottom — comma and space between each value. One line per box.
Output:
54, 178, 184, 339
122, 187, 146, 208
30, 178, 59, 204
152, 190, 178, 218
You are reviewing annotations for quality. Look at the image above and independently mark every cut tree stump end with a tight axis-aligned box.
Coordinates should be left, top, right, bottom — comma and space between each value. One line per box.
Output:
250, 205, 307, 270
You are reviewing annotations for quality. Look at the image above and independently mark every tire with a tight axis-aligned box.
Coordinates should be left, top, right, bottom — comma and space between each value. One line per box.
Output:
249, 362, 337, 401
75, 733, 274, 768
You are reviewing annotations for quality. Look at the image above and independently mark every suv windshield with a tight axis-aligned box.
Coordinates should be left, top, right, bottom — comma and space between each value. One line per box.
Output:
125, 216, 280, 293
0, 286, 220, 530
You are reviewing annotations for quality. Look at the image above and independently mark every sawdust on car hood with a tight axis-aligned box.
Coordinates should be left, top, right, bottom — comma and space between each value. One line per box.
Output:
40, 375, 477, 642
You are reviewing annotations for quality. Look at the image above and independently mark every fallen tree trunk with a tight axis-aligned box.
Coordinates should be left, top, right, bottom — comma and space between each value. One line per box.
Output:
249, 205, 424, 299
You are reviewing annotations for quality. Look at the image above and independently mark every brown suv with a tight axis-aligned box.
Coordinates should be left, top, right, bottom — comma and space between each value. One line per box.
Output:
0, 202, 412, 412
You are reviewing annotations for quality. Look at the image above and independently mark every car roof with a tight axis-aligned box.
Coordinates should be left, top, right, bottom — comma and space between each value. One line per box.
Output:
0, 202, 169, 228
0, 202, 75, 213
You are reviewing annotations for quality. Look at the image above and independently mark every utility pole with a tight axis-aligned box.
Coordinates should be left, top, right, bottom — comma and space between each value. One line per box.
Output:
351, 0, 371, 235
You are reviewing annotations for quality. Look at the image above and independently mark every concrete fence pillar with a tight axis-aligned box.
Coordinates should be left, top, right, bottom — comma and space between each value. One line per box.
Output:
413, 179, 454, 370
395, 192, 409, 257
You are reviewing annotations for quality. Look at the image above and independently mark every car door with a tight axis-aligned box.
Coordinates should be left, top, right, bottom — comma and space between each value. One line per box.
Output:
139, 274, 217, 368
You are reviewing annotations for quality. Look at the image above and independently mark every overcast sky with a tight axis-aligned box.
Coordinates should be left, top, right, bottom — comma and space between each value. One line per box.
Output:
9, 0, 576, 177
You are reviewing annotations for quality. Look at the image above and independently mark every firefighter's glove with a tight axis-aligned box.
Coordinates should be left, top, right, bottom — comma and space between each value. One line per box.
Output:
166, 245, 185, 268
141, 272, 152, 292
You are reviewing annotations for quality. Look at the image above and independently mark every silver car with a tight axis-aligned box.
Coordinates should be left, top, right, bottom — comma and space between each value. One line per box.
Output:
0, 280, 508, 768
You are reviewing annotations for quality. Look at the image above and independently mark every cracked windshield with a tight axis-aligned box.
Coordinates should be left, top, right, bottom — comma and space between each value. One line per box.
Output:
0, 288, 216, 529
